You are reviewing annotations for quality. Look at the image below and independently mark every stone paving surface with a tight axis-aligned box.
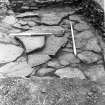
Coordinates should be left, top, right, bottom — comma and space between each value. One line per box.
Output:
0, 0, 104, 105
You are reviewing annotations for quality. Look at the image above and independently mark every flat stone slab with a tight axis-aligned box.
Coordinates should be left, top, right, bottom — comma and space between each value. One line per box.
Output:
17, 36, 45, 53
0, 43, 24, 63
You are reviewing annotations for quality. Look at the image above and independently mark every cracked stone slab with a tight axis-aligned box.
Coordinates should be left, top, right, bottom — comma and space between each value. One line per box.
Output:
77, 51, 102, 64
0, 43, 24, 63
0, 61, 33, 77
17, 36, 45, 53
55, 67, 85, 79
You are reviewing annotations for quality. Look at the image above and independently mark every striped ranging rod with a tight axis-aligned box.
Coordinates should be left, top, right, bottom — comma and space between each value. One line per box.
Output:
70, 21, 77, 56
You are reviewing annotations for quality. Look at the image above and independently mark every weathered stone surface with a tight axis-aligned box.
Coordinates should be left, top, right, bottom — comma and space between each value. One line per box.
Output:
85, 65, 105, 81
17, 36, 45, 53
55, 67, 85, 79
28, 54, 51, 67
77, 51, 101, 64
0, 61, 33, 77
58, 52, 80, 66
0, 43, 24, 63
41, 35, 68, 55
84, 37, 101, 52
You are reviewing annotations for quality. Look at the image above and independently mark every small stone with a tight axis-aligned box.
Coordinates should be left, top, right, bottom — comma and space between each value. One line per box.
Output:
0, 61, 33, 77
18, 20, 27, 25
28, 54, 51, 67
58, 52, 80, 66
41, 35, 68, 55
77, 51, 101, 64
28, 21, 36, 27
55, 67, 85, 79
2, 15, 17, 25
22, 25, 30, 30
13, 22, 22, 28
47, 59, 61, 68
37, 67, 55, 76
85, 65, 105, 81
18, 36, 45, 53
0, 43, 23, 63
84, 38, 101, 52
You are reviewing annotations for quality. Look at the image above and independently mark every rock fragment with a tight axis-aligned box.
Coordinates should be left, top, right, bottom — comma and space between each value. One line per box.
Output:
0, 61, 33, 77
0, 43, 23, 63
77, 51, 102, 64
55, 67, 85, 79
17, 36, 45, 53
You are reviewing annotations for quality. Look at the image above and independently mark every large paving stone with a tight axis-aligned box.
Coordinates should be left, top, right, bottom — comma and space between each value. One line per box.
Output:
0, 43, 24, 63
